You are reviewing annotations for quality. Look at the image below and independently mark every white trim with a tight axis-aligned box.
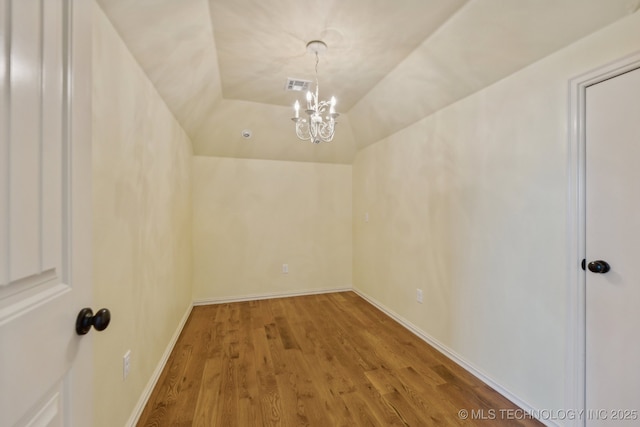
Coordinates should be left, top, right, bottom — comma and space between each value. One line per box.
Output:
128, 285, 562, 425
0, 280, 67, 326
25, 391, 60, 427
352, 287, 559, 427
126, 286, 352, 425
125, 302, 193, 427
566, 50, 640, 427
193, 286, 353, 306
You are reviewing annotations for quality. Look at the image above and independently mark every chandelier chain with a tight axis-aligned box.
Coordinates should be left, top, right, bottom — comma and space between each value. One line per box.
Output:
315, 52, 319, 88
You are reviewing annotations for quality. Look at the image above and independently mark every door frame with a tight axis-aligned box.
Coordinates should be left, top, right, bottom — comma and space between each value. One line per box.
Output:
68, 0, 93, 424
567, 50, 640, 427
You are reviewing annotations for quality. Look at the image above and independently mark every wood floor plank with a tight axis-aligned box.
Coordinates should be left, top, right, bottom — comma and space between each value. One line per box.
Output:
137, 292, 544, 427
192, 358, 223, 426
213, 356, 237, 426
138, 306, 212, 425
393, 366, 465, 426
337, 391, 388, 426
236, 303, 261, 426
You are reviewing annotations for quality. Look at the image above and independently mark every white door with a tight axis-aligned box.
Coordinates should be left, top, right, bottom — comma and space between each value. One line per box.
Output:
0, 1, 93, 426
585, 66, 640, 425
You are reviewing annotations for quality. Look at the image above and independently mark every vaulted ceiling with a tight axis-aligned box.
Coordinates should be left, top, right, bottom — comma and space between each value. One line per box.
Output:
97, 0, 640, 164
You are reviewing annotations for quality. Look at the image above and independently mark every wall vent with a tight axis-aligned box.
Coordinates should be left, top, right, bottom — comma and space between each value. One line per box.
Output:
285, 78, 312, 92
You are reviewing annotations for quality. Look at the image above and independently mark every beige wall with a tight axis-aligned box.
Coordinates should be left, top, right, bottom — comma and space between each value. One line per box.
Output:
192, 156, 352, 301
192, 99, 358, 164
90, 0, 640, 423
92, 5, 193, 426
353, 11, 640, 415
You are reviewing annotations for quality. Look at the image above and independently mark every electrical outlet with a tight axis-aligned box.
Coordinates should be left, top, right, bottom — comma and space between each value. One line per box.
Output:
282, 264, 289, 274
416, 289, 423, 304
123, 350, 131, 380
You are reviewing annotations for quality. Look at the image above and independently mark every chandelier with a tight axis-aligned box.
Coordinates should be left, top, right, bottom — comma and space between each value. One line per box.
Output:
291, 40, 339, 144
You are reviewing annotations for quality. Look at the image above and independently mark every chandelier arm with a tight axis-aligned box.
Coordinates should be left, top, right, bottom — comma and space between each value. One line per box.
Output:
318, 123, 336, 141
295, 121, 311, 141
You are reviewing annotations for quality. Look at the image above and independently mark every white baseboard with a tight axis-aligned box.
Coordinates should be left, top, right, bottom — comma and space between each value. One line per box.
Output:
351, 287, 560, 427
125, 302, 193, 427
127, 286, 557, 427
125, 286, 351, 425
193, 286, 353, 305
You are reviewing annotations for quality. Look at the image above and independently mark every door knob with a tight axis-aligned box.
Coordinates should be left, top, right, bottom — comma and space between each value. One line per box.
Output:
587, 260, 610, 274
76, 307, 111, 335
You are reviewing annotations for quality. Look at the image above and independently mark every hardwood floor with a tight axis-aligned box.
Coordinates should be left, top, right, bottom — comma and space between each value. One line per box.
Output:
137, 292, 543, 426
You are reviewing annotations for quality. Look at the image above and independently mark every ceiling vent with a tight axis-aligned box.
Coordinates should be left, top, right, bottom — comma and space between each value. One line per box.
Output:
285, 78, 312, 92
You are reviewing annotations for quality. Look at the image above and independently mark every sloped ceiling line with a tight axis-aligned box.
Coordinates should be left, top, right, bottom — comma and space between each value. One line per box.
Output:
97, 0, 636, 164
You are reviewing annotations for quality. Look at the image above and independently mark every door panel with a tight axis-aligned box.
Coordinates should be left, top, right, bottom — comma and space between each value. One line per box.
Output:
585, 67, 640, 425
0, 1, 92, 425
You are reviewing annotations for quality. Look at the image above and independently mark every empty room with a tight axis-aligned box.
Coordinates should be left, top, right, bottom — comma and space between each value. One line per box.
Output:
2, 0, 640, 426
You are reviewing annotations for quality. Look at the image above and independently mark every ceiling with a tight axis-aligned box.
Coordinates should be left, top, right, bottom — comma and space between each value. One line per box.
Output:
96, 0, 640, 164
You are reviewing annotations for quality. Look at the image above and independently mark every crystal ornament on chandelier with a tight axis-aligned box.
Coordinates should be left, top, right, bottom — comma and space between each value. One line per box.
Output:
292, 40, 339, 144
